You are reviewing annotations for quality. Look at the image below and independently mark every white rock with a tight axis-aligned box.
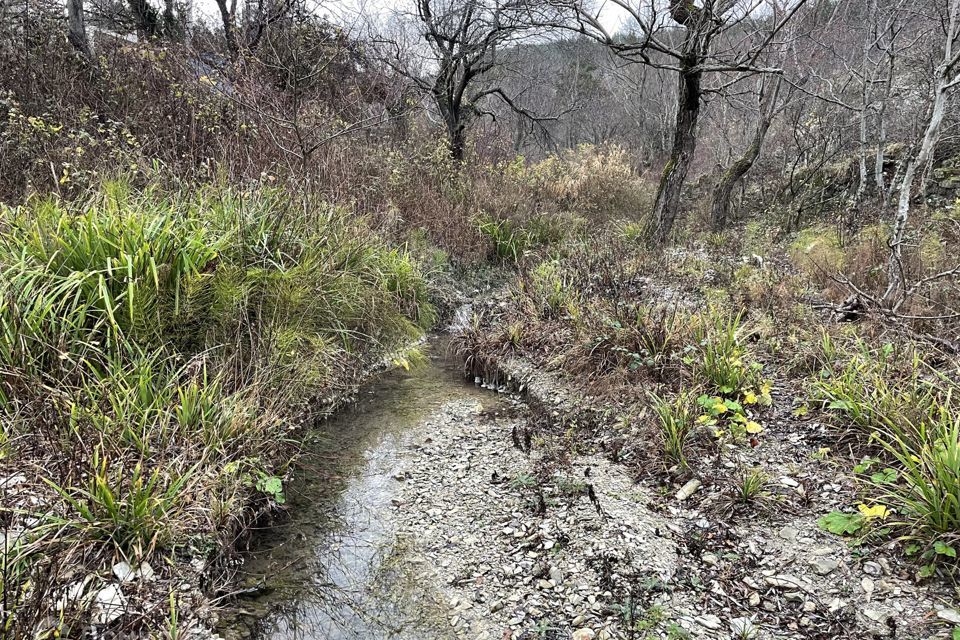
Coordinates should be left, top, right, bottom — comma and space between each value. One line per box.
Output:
937, 608, 960, 624
112, 562, 134, 583
93, 585, 126, 625
572, 629, 595, 640
696, 614, 723, 630
676, 479, 701, 501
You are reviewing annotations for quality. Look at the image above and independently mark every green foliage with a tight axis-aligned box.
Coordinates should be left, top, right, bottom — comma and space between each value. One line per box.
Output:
1, 180, 434, 567
478, 216, 531, 263
819, 510, 865, 536
692, 308, 764, 396
816, 344, 960, 548
650, 392, 696, 468
46, 452, 194, 553
527, 260, 576, 317
734, 468, 769, 503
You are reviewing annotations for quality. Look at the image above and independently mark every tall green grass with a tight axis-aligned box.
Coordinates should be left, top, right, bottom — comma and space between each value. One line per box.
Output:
0, 179, 435, 633
815, 342, 960, 553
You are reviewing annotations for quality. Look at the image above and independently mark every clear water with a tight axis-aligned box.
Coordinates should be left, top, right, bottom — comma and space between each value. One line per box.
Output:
222, 342, 498, 640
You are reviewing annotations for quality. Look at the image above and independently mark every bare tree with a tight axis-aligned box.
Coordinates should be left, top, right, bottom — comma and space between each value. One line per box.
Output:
212, 0, 293, 59
378, 0, 546, 161
710, 75, 782, 229
537, 0, 810, 243
66, 0, 95, 65
883, 0, 960, 305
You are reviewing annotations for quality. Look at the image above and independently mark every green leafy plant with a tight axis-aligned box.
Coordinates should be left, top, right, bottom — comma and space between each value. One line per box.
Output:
650, 392, 696, 468
734, 468, 769, 503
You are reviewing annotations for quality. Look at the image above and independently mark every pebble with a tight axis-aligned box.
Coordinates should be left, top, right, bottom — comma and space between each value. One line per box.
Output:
937, 608, 960, 624
675, 479, 701, 501
810, 557, 839, 576
92, 585, 125, 625
572, 630, 595, 640
696, 614, 722, 630
778, 526, 799, 542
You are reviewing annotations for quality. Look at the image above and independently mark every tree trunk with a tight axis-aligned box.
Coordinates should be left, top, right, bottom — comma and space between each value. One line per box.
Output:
214, 0, 239, 58
448, 119, 466, 161
711, 80, 779, 230
127, 0, 161, 38
883, 69, 950, 304
66, 0, 95, 65
651, 62, 702, 244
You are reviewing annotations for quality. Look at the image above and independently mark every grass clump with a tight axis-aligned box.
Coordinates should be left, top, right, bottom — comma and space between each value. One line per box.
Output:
0, 179, 434, 634
814, 342, 960, 566
650, 392, 696, 468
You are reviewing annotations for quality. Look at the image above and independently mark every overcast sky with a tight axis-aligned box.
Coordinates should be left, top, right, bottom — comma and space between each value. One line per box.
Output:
190, 0, 629, 38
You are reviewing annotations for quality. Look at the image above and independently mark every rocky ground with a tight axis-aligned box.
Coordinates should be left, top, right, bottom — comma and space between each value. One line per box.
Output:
381, 360, 960, 640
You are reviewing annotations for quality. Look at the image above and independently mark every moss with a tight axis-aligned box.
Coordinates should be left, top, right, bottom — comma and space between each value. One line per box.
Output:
788, 225, 844, 275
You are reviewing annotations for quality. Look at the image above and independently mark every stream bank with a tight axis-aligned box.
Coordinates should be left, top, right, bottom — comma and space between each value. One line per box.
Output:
218, 339, 954, 640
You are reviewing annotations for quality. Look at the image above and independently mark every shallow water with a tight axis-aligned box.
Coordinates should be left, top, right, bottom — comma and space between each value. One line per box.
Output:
224, 342, 497, 640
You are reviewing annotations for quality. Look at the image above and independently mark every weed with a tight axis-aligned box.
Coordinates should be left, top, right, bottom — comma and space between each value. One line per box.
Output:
46, 452, 195, 555
816, 344, 960, 550
650, 392, 696, 468
478, 216, 530, 263
692, 308, 763, 396
734, 468, 769, 503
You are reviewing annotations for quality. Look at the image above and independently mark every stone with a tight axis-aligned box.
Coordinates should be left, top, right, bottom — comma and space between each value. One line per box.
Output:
112, 562, 134, 583
937, 608, 960, 624
778, 526, 799, 542
696, 614, 723, 630
93, 585, 126, 625
549, 566, 563, 584
676, 479, 701, 501
863, 561, 882, 576
863, 608, 887, 622
572, 629, 596, 640
765, 575, 812, 592
810, 557, 839, 576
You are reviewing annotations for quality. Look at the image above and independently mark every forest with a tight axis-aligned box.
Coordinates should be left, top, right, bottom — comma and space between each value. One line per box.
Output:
2, 0, 960, 638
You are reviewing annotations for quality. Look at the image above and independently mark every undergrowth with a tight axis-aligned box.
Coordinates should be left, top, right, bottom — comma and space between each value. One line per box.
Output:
0, 179, 434, 634
814, 340, 960, 573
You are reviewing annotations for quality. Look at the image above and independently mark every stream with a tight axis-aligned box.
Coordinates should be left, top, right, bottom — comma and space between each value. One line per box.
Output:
220, 340, 501, 640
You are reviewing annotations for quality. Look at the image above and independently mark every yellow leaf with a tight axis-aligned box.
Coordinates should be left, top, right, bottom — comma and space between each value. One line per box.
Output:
858, 503, 888, 520
744, 390, 758, 405
712, 402, 728, 414
745, 421, 763, 434
760, 381, 772, 395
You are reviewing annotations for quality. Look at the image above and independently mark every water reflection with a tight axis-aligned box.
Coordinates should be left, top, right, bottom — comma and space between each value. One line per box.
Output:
225, 345, 495, 639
